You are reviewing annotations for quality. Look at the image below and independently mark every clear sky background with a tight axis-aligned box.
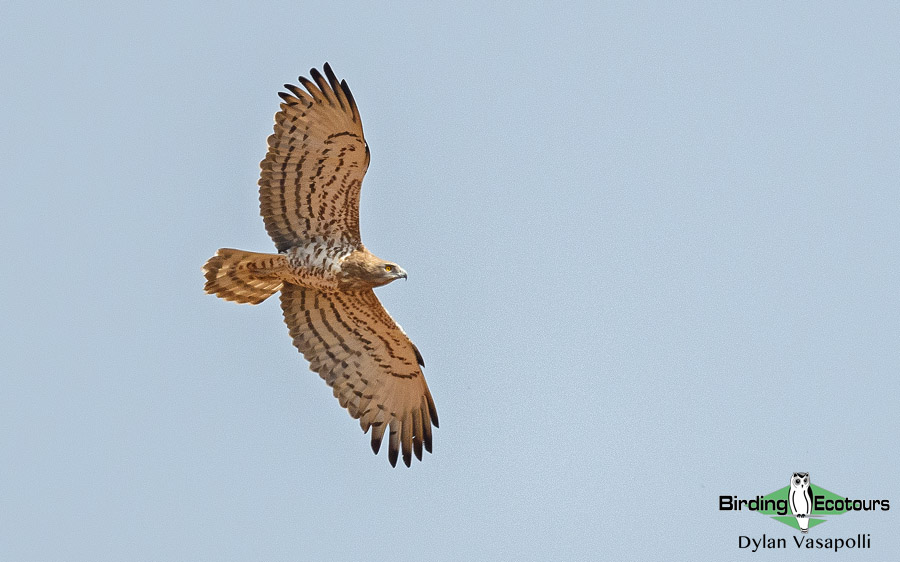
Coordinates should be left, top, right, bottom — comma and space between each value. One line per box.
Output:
2, 2, 899, 560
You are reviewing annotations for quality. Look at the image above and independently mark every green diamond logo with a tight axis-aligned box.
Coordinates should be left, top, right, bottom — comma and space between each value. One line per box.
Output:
757, 482, 850, 531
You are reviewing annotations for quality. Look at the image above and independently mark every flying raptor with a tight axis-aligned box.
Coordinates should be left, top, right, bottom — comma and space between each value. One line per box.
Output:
203, 64, 438, 467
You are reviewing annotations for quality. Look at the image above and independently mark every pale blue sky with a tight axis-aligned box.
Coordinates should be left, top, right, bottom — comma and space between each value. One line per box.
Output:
2, 2, 899, 560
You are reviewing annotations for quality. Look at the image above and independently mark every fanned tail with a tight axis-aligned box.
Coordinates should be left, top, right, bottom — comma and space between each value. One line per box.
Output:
202, 248, 287, 304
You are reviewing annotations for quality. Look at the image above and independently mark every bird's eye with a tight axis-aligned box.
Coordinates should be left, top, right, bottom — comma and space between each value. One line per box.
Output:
385, 265, 393, 272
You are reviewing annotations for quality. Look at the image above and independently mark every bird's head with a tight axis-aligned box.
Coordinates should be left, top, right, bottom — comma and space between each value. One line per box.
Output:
339, 249, 408, 289
373, 261, 407, 286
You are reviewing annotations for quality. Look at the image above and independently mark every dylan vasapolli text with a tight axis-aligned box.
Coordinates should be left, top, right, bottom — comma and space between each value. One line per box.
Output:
739, 534, 870, 553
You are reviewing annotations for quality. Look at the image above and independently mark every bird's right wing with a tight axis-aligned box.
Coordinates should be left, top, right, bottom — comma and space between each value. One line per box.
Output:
280, 284, 438, 467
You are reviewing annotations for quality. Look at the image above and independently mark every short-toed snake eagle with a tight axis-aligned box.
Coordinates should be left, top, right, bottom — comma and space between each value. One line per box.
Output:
203, 64, 437, 467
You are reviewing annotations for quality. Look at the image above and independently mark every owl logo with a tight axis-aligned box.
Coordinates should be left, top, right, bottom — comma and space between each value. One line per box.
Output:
789, 472, 812, 533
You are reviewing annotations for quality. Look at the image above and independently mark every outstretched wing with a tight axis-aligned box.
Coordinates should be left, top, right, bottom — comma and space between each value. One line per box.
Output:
280, 285, 439, 467
259, 64, 369, 252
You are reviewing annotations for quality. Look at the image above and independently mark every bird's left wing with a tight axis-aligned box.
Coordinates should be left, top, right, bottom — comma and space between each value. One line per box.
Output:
280, 285, 438, 467
259, 64, 369, 251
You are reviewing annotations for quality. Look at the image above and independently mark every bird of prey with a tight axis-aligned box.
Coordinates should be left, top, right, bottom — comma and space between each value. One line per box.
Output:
203, 64, 437, 467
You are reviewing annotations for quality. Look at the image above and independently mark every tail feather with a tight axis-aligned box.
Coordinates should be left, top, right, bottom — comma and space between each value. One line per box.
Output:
203, 248, 287, 304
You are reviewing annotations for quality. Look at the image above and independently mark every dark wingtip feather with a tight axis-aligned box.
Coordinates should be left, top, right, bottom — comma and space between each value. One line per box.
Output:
309, 69, 325, 90
413, 438, 423, 461
322, 63, 346, 110
340, 79, 353, 101
420, 399, 434, 453
340, 79, 359, 122
428, 396, 441, 427
427, 392, 439, 428
309, 67, 336, 107
403, 449, 412, 467
284, 84, 306, 99
388, 446, 399, 467
297, 76, 321, 102
371, 436, 382, 455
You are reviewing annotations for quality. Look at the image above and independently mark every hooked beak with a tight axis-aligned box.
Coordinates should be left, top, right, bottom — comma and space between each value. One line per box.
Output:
397, 267, 408, 280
